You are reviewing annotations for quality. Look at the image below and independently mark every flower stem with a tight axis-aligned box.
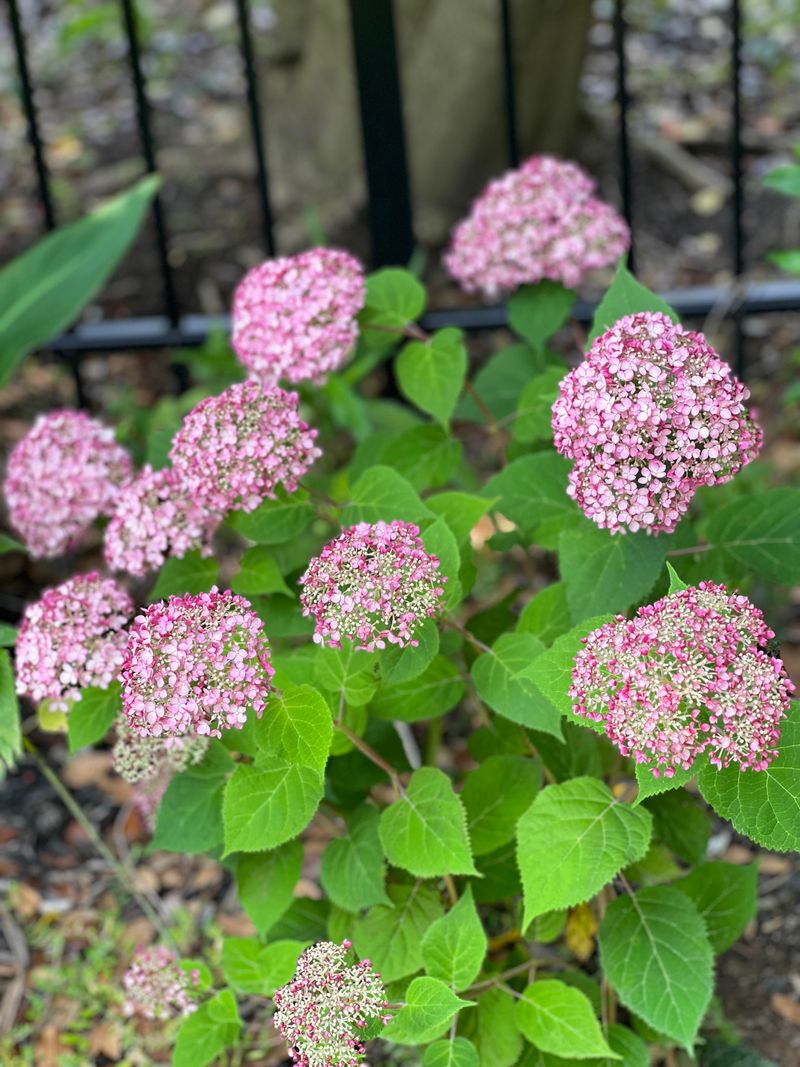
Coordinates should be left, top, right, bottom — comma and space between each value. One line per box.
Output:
335, 720, 404, 798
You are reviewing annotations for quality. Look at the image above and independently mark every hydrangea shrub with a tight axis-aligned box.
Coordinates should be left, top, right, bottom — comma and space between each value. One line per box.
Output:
3, 154, 800, 1066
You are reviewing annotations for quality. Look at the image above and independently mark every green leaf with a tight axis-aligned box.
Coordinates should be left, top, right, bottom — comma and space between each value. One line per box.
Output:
66, 683, 120, 753
599, 885, 714, 1049
462, 754, 542, 856
516, 980, 616, 1059
634, 761, 698, 804
508, 281, 575, 351
511, 367, 566, 444
524, 1024, 650, 1067
0, 650, 21, 778
221, 936, 304, 996
471, 633, 562, 738
588, 261, 678, 345
381, 425, 463, 490
666, 561, 688, 593
421, 887, 487, 991
700, 1039, 780, 1067
558, 523, 665, 623
379, 767, 477, 877
517, 582, 571, 644
320, 805, 390, 912
644, 789, 711, 864
456, 344, 544, 423
0, 176, 158, 386
222, 757, 323, 854
354, 882, 444, 983
361, 267, 426, 331
234, 840, 304, 936
378, 617, 440, 686
482, 453, 580, 549
0, 533, 25, 555
383, 976, 474, 1045
462, 987, 523, 1067
763, 162, 800, 197
313, 644, 379, 707
151, 751, 232, 854
705, 489, 800, 584
427, 491, 493, 545
396, 327, 468, 427
424, 1037, 480, 1067
255, 684, 332, 777
148, 550, 217, 601
341, 465, 433, 526
768, 249, 800, 274
517, 778, 652, 927
229, 488, 314, 544
675, 861, 758, 954
231, 546, 293, 597
0, 623, 16, 647
421, 517, 462, 609
369, 655, 464, 722
698, 702, 800, 852
173, 989, 240, 1067
526, 616, 615, 719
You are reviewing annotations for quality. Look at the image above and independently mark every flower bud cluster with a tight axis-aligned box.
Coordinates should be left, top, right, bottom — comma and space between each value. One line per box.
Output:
552, 312, 762, 533
444, 154, 629, 296
232, 248, 365, 385
570, 582, 795, 776
4, 410, 131, 558
120, 588, 274, 739
299, 521, 445, 651
123, 946, 198, 1019
273, 940, 390, 1067
15, 572, 132, 710
112, 718, 209, 785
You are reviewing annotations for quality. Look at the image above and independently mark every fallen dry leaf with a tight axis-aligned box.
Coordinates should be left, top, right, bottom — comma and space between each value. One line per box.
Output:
218, 911, 257, 937
88, 1020, 122, 1059
34, 1024, 63, 1067
771, 993, 800, 1025
565, 902, 598, 963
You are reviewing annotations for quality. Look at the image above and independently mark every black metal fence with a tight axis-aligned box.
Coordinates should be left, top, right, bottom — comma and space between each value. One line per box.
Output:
6, 0, 800, 390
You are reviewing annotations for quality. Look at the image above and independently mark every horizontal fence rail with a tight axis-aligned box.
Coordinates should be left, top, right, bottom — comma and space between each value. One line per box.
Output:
5, 0, 799, 397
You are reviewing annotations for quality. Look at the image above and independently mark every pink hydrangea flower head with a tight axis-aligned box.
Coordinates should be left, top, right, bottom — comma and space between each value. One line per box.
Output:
4, 409, 132, 558
120, 587, 275, 738
444, 154, 630, 296
570, 581, 795, 777
299, 521, 446, 651
104, 465, 223, 577
15, 572, 133, 711
552, 311, 762, 534
123, 946, 199, 1019
169, 380, 321, 515
273, 940, 390, 1067
231, 248, 366, 385
131, 774, 171, 832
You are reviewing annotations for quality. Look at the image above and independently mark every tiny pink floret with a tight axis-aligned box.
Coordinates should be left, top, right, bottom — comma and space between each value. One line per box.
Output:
444, 154, 629, 296
123, 945, 198, 1020
552, 311, 762, 534
15, 572, 132, 710
120, 588, 275, 739
231, 247, 366, 386
299, 520, 445, 652
4, 409, 131, 558
570, 581, 795, 777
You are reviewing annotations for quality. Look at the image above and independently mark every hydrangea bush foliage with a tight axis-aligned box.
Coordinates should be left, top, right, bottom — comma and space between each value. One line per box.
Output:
2, 155, 800, 1067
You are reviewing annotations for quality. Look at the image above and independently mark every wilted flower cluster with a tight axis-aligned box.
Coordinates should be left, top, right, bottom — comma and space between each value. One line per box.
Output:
231, 248, 366, 385
552, 311, 762, 534
444, 154, 629, 296
273, 940, 390, 1067
15, 573, 132, 710
120, 588, 274, 738
571, 582, 794, 777
299, 521, 445, 651
4, 410, 131, 558
123, 946, 198, 1019
170, 380, 320, 515
104, 465, 222, 576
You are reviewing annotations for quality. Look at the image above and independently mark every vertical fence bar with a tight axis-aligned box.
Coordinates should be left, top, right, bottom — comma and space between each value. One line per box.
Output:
730, 0, 745, 376
349, 0, 414, 267
119, 0, 179, 327
613, 0, 635, 271
7, 0, 56, 231
234, 0, 276, 257
499, 0, 520, 167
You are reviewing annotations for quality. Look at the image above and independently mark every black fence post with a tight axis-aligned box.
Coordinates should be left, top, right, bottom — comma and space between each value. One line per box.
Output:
349, 0, 415, 267
614, 0, 635, 272
499, 0, 520, 167
730, 0, 746, 377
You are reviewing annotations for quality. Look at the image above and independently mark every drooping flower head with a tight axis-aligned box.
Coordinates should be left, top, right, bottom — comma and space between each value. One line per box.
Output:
123, 946, 198, 1019
231, 248, 366, 385
15, 572, 132, 711
552, 311, 762, 534
273, 940, 390, 1067
444, 154, 629, 297
169, 380, 321, 515
4, 410, 132, 558
299, 521, 445, 651
570, 582, 794, 777
120, 588, 274, 738
104, 465, 223, 577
